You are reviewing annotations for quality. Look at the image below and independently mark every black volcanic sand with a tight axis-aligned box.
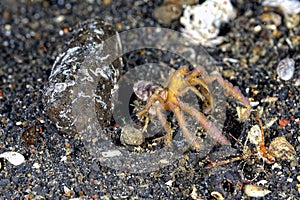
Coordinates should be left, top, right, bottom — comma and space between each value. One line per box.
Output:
0, 0, 299, 199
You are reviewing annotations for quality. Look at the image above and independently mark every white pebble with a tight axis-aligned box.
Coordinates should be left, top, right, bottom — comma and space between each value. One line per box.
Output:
244, 184, 271, 197
276, 58, 295, 81
287, 178, 293, 182
257, 180, 268, 185
54, 15, 65, 23
295, 78, 300, 86
60, 155, 67, 162
0, 151, 25, 166
32, 162, 41, 169
101, 150, 122, 157
16, 121, 22, 126
262, 0, 300, 14
250, 101, 260, 107
165, 180, 173, 187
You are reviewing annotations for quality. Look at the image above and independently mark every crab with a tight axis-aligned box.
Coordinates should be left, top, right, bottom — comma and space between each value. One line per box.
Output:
133, 66, 251, 150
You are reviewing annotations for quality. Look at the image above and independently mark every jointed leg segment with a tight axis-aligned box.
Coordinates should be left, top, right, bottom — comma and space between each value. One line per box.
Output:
203, 75, 251, 121
178, 101, 231, 146
171, 105, 201, 149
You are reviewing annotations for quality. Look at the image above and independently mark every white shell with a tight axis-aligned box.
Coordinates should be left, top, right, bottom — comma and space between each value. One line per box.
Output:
0, 151, 25, 166
244, 184, 271, 197
269, 137, 296, 161
180, 0, 236, 46
211, 191, 225, 200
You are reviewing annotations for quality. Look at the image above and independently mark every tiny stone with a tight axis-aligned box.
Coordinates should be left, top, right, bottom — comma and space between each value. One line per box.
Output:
276, 58, 295, 81
101, 150, 122, 158
272, 162, 282, 170
120, 125, 144, 146
253, 25, 262, 32
60, 156, 67, 162
295, 78, 300, 86
244, 184, 271, 197
287, 178, 293, 182
165, 180, 173, 187
54, 15, 65, 23
32, 162, 41, 169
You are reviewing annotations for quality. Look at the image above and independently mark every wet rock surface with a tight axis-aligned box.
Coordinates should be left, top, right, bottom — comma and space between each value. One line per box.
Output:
0, 0, 299, 199
43, 18, 122, 134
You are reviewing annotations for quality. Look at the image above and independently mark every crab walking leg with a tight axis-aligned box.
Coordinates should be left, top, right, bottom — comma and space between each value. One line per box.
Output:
155, 105, 173, 145
141, 115, 150, 133
178, 101, 231, 146
202, 75, 251, 121
171, 105, 201, 150
136, 94, 166, 118
189, 66, 209, 78
178, 86, 206, 101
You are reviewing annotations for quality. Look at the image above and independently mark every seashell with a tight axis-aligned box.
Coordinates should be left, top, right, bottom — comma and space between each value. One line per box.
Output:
244, 184, 271, 197
269, 136, 296, 161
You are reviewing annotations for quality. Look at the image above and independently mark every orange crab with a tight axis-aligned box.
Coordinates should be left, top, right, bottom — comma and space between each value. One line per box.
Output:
133, 66, 251, 150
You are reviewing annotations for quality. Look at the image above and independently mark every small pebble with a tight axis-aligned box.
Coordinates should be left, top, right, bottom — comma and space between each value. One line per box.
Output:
211, 191, 225, 200
253, 25, 262, 33
287, 178, 293, 182
295, 78, 300, 86
262, 0, 300, 14
0, 151, 25, 166
297, 175, 300, 182
153, 2, 182, 25
32, 163, 41, 169
257, 180, 268, 185
165, 180, 173, 187
101, 150, 122, 158
120, 125, 145, 146
244, 184, 271, 197
276, 58, 295, 81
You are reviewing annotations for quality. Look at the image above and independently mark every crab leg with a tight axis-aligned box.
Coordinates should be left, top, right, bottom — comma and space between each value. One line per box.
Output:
171, 105, 202, 150
136, 94, 166, 133
179, 86, 206, 101
178, 101, 231, 146
136, 94, 165, 117
202, 75, 251, 121
155, 105, 173, 145
188, 66, 209, 78
186, 68, 214, 112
